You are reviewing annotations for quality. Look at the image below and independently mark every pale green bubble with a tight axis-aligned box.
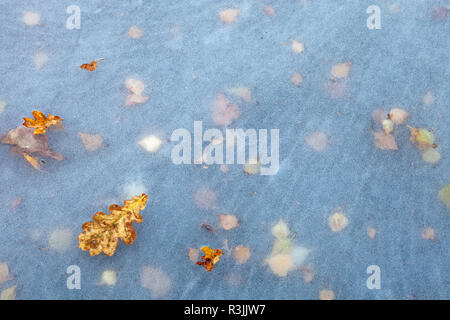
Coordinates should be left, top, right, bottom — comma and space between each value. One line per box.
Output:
439, 184, 450, 209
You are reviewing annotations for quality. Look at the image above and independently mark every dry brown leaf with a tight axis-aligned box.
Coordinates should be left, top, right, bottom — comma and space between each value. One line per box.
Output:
290, 73, 303, 87
232, 245, 250, 264
78, 132, 103, 151
23, 110, 63, 135
196, 247, 223, 272
78, 194, 148, 256
2, 126, 65, 161
388, 108, 409, 124
373, 131, 398, 150
218, 214, 239, 230
128, 26, 143, 39
79, 58, 104, 71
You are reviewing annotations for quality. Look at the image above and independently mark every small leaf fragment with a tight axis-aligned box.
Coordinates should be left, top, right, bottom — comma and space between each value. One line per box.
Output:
188, 248, 199, 263
23, 110, 63, 135
331, 61, 351, 78
79, 58, 103, 71
196, 247, 223, 272
388, 108, 409, 124
22, 153, 41, 170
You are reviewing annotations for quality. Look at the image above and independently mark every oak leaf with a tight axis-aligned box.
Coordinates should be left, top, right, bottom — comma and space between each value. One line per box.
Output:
196, 247, 223, 272
79, 58, 104, 71
78, 194, 148, 256
2, 126, 65, 162
23, 110, 63, 135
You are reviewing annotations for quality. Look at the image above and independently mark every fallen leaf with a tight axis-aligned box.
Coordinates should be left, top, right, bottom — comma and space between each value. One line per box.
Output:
265, 253, 294, 277
421, 227, 435, 241
263, 5, 276, 17
439, 184, 450, 209
78, 132, 103, 152
23, 110, 63, 135
290, 73, 303, 87
188, 248, 199, 263
382, 119, 394, 134
99, 270, 117, 286
196, 247, 223, 272
79, 58, 104, 71
128, 26, 143, 39
291, 40, 304, 54
233, 245, 250, 264
212, 92, 240, 126
125, 94, 149, 106
0, 262, 9, 284
220, 9, 240, 24
319, 289, 335, 300
194, 187, 217, 210
2, 126, 65, 161
23, 11, 40, 25
49, 228, 73, 253
22, 153, 41, 170
388, 108, 408, 124
243, 158, 261, 175
0, 285, 16, 300
140, 266, 171, 298
125, 78, 145, 95
331, 61, 351, 78
218, 214, 239, 230
409, 127, 435, 149
226, 87, 252, 102
328, 211, 349, 232
422, 148, 440, 164
305, 131, 328, 152
373, 131, 398, 150
78, 194, 148, 256
271, 219, 290, 240
137, 135, 162, 153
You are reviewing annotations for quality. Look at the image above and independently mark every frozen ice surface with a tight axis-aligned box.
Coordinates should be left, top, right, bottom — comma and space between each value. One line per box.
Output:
0, 0, 449, 299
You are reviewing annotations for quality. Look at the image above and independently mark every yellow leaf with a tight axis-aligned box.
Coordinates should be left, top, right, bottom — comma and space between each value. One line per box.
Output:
409, 127, 435, 149
23, 110, 63, 135
22, 153, 41, 170
78, 194, 148, 256
196, 246, 223, 272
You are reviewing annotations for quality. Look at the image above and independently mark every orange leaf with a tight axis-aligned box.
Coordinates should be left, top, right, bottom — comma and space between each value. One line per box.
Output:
23, 110, 63, 135
79, 58, 104, 71
78, 194, 148, 256
196, 246, 223, 272
22, 153, 40, 171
